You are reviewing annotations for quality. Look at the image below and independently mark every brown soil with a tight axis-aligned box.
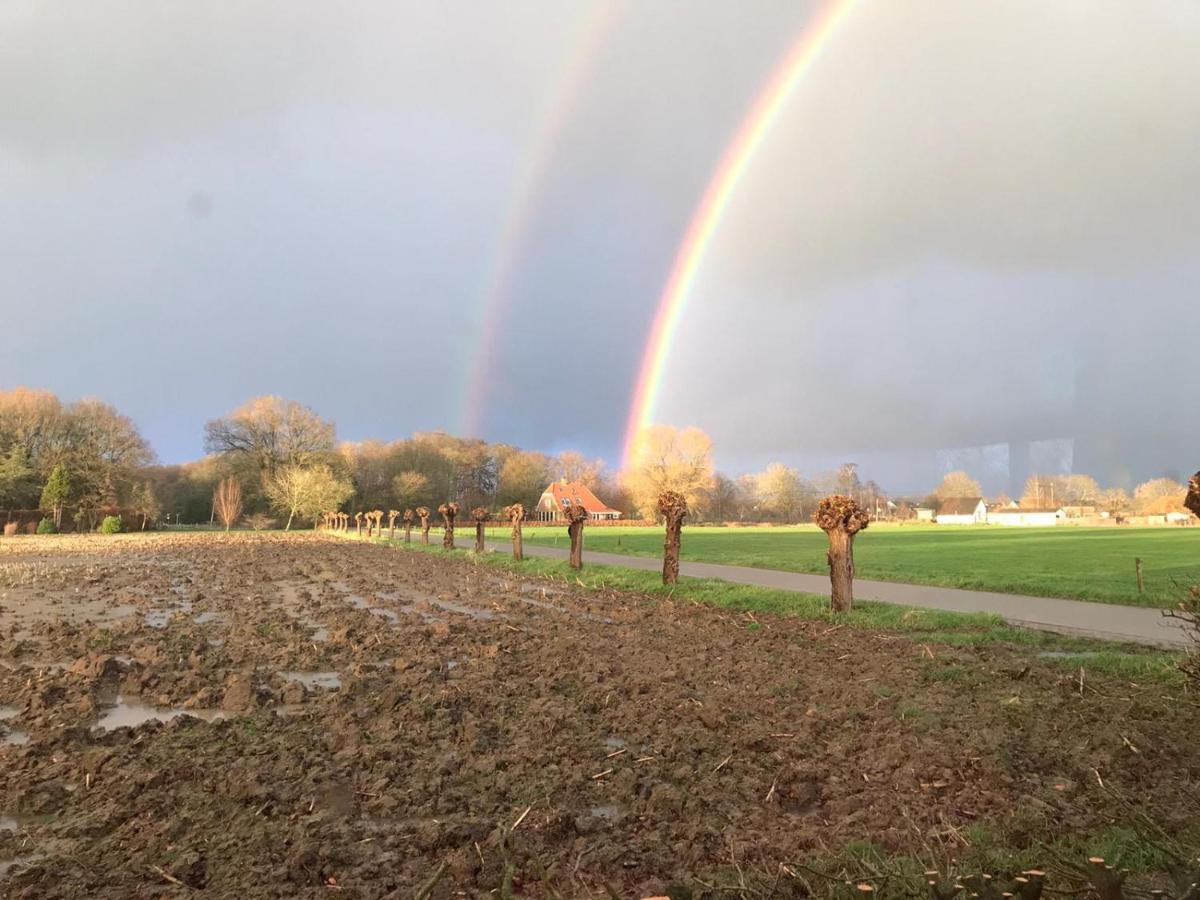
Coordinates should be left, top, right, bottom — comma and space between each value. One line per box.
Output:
0, 533, 1193, 898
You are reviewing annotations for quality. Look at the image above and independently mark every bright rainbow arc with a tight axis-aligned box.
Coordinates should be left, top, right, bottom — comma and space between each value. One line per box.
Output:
621, 0, 858, 469
461, 3, 619, 439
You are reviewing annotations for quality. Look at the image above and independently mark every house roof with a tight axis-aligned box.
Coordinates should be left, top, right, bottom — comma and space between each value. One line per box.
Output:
937, 497, 983, 516
542, 481, 621, 515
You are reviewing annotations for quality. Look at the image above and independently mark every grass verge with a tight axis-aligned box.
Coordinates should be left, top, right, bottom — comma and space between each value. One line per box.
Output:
351, 532, 1185, 684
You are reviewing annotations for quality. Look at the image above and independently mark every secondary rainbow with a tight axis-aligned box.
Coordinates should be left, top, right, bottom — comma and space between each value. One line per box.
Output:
461, 4, 619, 439
621, 0, 858, 468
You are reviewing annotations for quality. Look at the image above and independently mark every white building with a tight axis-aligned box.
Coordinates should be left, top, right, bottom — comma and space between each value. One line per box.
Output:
935, 497, 988, 525
989, 507, 1062, 527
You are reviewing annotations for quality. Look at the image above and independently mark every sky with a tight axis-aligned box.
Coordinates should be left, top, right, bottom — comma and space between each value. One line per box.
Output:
3, 1, 1199, 494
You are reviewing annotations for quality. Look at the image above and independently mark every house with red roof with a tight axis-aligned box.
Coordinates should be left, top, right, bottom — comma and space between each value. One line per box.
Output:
534, 480, 622, 522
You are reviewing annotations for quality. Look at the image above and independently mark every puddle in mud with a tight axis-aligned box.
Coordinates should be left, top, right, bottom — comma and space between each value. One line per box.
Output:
0, 708, 19, 721
589, 805, 625, 821
192, 612, 225, 625
145, 601, 193, 629
603, 735, 626, 749
96, 698, 227, 730
1, 729, 28, 746
310, 626, 329, 642
281, 671, 341, 690
0, 854, 43, 877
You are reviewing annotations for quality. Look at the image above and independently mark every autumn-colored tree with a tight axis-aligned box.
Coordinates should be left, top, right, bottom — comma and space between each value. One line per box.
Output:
755, 463, 807, 522
1134, 477, 1186, 515
265, 465, 354, 531
131, 481, 160, 530
564, 503, 588, 570
438, 502, 459, 550
204, 396, 336, 477
416, 506, 431, 544
470, 507, 490, 553
814, 495, 870, 613
933, 470, 982, 502
213, 477, 243, 531
392, 470, 430, 511
658, 490, 688, 585
622, 425, 715, 519
504, 503, 525, 561
403, 508, 414, 542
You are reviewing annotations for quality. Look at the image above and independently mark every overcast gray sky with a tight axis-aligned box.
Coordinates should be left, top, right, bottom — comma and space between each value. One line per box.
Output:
3, 1, 1198, 492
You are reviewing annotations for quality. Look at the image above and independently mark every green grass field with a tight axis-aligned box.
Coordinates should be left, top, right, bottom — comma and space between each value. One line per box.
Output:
484, 523, 1200, 608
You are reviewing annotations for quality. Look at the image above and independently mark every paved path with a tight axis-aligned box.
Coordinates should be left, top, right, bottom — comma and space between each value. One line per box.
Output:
466, 538, 1191, 649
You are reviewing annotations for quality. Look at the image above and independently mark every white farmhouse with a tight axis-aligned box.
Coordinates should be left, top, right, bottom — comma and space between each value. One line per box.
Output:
935, 497, 987, 525
989, 507, 1062, 527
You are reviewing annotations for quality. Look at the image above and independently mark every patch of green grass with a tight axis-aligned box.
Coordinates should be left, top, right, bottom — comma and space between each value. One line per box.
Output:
364, 533, 1183, 679
485, 523, 1200, 608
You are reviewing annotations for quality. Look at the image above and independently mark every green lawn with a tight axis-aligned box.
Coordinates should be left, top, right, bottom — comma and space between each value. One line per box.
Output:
484, 523, 1200, 608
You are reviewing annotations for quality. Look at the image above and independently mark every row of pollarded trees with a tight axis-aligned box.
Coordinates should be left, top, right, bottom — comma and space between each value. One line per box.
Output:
322, 485, 877, 614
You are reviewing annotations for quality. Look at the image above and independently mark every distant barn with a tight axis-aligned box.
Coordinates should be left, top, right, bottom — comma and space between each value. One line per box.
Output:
534, 480, 622, 522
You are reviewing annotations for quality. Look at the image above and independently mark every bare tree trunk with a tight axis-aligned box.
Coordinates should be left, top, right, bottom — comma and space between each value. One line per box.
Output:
417, 508, 430, 544
475, 522, 486, 553
815, 495, 870, 614
826, 528, 854, 613
285, 510, 294, 531
565, 506, 588, 570
505, 504, 525, 561
658, 491, 688, 585
439, 503, 458, 550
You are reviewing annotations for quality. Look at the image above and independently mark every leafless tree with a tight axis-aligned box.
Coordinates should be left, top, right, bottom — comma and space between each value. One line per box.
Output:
438, 502, 458, 550
814, 495, 870, 613
564, 504, 588, 570
388, 509, 398, 540
658, 490, 688, 585
416, 506, 431, 544
403, 508, 414, 543
354, 511, 364, 537
470, 507, 490, 553
504, 503, 525, 560
213, 477, 243, 532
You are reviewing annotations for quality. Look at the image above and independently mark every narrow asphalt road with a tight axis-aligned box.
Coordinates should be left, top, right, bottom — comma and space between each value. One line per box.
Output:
458, 536, 1192, 649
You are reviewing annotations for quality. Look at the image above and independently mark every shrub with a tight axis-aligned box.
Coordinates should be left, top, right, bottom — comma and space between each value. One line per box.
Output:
36, 518, 56, 535
2, 522, 17, 537
99, 515, 123, 535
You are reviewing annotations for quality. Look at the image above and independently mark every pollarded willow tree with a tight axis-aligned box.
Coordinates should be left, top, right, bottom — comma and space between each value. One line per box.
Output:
504, 503, 525, 561
470, 507, 490, 553
388, 510, 398, 540
658, 490, 688, 586
402, 508, 414, 543
416, 507, 431, 544
814, 495, 870, 613
564, 503, 588, 570
1186, 471, 1200, 519
354, 511, 364, 537
438, 502, 459, 550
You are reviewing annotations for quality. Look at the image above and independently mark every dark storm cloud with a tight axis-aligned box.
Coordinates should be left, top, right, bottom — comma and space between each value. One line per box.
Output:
2, 0, 1198, 490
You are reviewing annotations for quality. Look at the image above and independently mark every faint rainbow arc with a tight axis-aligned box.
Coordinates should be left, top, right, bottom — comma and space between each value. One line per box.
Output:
620, 0, 858, 468
461, 3, 620, 439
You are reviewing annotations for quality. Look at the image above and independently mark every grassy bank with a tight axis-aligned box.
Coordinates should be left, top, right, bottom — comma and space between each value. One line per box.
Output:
481, 523, 1200, 608
360, 532, 1184, 684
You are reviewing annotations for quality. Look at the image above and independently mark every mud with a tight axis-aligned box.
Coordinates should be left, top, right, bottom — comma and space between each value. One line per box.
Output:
0, 533, 1193, 897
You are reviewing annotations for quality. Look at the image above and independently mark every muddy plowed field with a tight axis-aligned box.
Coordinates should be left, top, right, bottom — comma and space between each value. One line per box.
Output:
0, 533, 1192, 898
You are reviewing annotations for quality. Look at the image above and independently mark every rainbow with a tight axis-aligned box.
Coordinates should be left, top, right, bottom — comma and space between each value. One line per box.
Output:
621, 0, 858, 468
461, 4, 619, 439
